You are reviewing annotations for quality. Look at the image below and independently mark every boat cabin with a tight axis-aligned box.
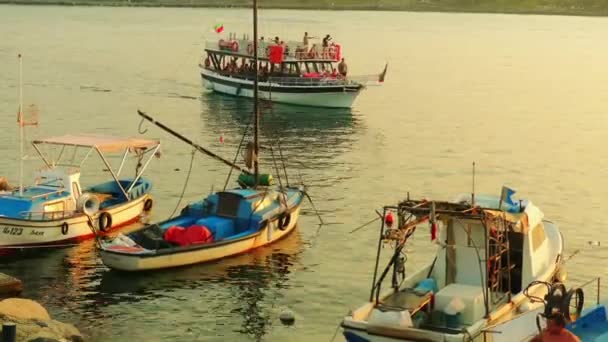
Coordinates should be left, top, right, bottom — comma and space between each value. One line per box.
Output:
344, 194, 563, 340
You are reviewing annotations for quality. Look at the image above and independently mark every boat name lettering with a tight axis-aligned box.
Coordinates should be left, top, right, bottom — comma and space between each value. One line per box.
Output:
2, 227, 23, 236
30, 230, 44, 236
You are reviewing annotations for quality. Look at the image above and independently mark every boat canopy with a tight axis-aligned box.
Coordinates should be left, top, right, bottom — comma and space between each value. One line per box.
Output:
32, 134, 160, 153
397, 197, 544, 234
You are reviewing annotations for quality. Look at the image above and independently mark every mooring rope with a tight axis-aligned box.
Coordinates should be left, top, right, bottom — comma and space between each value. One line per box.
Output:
168, 146, 197, 219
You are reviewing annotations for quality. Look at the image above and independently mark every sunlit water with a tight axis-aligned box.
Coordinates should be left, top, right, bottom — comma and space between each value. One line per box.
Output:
1, 5, 608, 341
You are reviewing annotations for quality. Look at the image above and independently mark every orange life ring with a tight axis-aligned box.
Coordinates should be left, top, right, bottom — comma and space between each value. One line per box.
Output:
247, 43, 254, 55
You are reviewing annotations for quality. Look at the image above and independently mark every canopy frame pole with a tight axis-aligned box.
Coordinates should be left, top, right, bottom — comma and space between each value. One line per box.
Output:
125, 144, 160, 194
31, 143, 52, 168
79, 147, 95, 169
95, 147, 129, 200
55, 145, 66, 167
116, 148, 130, 177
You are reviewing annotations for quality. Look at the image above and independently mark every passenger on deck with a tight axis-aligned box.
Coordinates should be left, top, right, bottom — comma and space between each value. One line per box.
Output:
309, 44, 319, 59
338, 58, 348, 77
530, 315, 580, 342
322, 34, 332, 58
274, 36, 280, 44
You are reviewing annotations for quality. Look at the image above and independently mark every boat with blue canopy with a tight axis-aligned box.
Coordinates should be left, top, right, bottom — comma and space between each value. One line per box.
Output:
98, 0, 306, 271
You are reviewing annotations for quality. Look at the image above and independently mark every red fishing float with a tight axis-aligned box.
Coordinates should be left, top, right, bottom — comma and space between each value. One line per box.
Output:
384, 212, 394, 228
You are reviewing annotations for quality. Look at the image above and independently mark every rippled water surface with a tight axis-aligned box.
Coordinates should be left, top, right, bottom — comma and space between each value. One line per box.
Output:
1, 5, 608, 341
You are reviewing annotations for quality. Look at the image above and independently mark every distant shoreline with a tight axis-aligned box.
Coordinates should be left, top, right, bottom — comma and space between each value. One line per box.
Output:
2, 0, 608, 17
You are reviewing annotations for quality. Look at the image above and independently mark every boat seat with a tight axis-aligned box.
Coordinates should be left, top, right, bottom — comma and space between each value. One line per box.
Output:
196, 217, 235, 240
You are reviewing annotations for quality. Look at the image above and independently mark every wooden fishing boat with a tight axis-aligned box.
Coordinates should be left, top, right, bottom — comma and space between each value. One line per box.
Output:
99, 0, 306, 271
341, 189, 566, 342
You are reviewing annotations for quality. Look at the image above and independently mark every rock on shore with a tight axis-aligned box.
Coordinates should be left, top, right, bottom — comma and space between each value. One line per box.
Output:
0, 298, 83, 342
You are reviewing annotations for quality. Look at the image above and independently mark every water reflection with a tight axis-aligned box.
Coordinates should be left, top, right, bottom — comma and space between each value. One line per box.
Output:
199, 92, 364, 172
2, 231, 305, 341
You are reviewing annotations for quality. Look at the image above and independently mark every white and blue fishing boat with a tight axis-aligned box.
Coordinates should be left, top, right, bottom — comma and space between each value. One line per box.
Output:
0, 55, 161, 249
0, 134, 161, 248
99, 0, 306, 271
341, 188, 566, 342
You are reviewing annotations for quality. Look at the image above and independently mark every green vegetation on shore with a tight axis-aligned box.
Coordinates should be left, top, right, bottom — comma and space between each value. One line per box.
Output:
3, 0, 608, 16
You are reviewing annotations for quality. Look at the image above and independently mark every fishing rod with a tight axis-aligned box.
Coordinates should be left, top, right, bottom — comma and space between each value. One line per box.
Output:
137, 110, 251, 175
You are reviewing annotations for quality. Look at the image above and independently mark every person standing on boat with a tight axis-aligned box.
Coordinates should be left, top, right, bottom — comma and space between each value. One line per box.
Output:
322, 34, 332, 58
338, 58, 348, 77
530, 315, 580, 342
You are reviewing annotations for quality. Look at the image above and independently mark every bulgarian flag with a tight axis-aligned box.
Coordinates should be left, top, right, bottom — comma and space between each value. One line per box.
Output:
214, 23, 224, 34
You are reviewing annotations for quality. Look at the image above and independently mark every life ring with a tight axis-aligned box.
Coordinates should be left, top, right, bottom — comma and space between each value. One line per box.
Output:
98, 212, 113, 232
231, 41, 239, 52
61, 222, 69, 235
247, 43, 254, 55
278, 213, 291, 231
144, 198, 153, 212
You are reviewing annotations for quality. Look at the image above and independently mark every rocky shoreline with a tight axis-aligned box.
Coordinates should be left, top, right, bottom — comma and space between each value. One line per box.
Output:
0, 274, 83, 342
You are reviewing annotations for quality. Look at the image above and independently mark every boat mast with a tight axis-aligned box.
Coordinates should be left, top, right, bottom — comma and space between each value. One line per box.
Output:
253, 0, 259, 187
18, 54, 24, 196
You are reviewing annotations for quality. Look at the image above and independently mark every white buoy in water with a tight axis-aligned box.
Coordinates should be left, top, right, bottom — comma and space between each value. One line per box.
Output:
279, 309, 295, 325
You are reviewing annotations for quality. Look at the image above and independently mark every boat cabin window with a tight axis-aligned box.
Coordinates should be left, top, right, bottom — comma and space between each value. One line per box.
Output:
43, 201, 65, 219
216, 192, 242, 218
531, 224, 546, 251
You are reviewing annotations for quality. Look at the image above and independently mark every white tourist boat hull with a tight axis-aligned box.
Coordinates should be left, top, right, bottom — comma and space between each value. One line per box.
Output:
0, 195, 150, 248
100, 206, 301, 271
201, 69, 362, 108
342, 219, 564, 342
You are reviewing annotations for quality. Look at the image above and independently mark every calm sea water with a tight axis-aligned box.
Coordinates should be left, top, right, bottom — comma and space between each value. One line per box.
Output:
1, 5, 608, 341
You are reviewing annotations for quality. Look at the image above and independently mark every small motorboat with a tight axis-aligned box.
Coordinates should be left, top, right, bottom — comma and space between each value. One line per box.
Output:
0, 134, 161, 248
99, 185, 303, 271
341, 189, 566, 342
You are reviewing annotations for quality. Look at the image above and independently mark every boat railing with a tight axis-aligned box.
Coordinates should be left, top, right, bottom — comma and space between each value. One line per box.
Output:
267, 76, 358, 87
204, 39, 340, 62
19, 209, 78, 221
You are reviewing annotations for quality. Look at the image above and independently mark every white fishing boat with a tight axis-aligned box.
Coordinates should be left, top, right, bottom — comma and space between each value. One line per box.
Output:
200, 33, 387, 108
341, 189, 566, 342
0, 134, 161, 248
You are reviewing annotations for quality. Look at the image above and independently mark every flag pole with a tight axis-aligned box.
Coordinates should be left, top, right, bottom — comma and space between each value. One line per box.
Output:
471, 162, 475, 207
18, 53, 23, 197
498, 186, 504, 211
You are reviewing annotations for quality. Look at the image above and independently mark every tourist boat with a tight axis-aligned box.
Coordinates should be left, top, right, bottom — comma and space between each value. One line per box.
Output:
0, 55, 161, 249
0, 134, 161, 248
200, 33, 387, 108
98, 0, 306, 271
341, 189, 566, 341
